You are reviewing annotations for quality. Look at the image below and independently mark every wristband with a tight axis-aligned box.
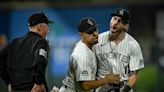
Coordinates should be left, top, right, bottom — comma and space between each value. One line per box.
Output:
123, 85, 131, 92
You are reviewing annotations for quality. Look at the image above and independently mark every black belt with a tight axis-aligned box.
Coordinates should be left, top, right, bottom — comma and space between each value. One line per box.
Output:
108, 81, 125, 92
108, 81, 125, 88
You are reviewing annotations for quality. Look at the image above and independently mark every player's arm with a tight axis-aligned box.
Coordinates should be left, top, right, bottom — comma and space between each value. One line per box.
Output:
123, 42, 144, 92
123, 70, 138, 92
79, 74, 120, 91
127, 70, 138, 87
75, 54, 120, 91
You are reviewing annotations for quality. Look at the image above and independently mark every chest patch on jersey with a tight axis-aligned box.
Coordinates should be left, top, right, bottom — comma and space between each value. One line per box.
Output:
39, 49, 47, 58
81, 70, 89, 76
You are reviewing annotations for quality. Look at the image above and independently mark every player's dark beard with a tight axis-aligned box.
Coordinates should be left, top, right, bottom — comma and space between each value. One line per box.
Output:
92, 40, 98, 45
109, 30, 122, 41
88, 40, 98, 49
109, 24, 125, 41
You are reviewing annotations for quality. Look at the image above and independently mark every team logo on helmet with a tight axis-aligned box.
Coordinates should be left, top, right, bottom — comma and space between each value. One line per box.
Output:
87, 19, 94, 26
119, 9, 124, 16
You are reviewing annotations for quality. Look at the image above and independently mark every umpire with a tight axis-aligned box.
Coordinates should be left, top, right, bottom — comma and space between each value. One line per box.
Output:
0, 12, 53, 92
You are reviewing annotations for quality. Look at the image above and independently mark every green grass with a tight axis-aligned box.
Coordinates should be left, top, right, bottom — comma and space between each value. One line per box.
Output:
134, 65, 160, 92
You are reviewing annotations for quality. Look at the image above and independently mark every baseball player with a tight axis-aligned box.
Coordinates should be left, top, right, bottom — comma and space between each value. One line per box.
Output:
59, 17, 121, 92
93, 9, 144, 92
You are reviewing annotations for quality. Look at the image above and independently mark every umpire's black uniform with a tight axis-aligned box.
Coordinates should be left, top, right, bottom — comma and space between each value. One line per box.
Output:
0, 31, 49, 92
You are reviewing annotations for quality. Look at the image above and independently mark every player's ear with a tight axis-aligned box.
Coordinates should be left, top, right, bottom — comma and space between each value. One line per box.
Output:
37, 24, 42, 31
38, 23, 45, 30
124, 24, 129, 31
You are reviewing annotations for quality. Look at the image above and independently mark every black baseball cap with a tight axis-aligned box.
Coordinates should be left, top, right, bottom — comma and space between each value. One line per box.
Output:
28, 12, 54, 26
111, 9, 130, 24
77, 17, 99, 33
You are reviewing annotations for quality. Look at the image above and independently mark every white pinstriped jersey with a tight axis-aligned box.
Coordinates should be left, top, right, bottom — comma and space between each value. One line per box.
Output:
62, 40, 97, 92
93, 31, 144, 81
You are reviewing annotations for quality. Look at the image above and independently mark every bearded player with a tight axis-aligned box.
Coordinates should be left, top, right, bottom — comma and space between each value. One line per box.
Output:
93, 9, 144, 92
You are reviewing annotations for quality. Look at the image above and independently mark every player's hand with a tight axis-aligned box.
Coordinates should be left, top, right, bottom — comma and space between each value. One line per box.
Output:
50, 85, 59, 92
31, 83, 46, 92
105, 74, 120, 84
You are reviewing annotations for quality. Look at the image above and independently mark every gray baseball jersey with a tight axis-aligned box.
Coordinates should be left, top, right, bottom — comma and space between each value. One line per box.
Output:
61, 40, 97, 92
93, 31, 144, 91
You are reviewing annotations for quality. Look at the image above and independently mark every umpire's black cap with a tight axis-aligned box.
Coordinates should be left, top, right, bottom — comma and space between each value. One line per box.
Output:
111, 9, 130, 24
28, 12, 54, 26
78, 17, 99, 33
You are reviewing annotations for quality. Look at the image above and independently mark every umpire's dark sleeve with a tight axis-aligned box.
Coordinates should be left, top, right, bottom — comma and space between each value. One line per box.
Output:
33, 40, 49, 85
0, 44, 10, 85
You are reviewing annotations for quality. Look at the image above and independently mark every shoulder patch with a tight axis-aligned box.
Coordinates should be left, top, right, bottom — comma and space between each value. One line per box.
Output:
39, 48, 47, 58
139, 59, 144, 66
